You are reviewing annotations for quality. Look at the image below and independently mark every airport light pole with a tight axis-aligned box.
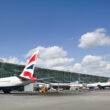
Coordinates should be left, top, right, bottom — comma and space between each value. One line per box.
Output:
69, 72, 71, 82
78, 73, 80, 83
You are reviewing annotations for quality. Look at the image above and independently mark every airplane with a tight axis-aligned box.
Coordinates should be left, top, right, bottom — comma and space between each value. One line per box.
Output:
87, 82, 100, 89
0, 50, 39, 93
87, 79, 110, 89
51, 81, 83, 90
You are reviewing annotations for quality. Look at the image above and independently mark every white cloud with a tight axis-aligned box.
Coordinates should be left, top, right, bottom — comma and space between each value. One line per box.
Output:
71, 63, 82, 72
25, 46, 67, 59
8, 57, 19, 64
82, 55, 110, 76
1, 46, 110, 77
0, 57, 25, 65
35, 58, 74, 69
26, 46, 76, 72
0, 58, 5, 62
44, 58, 74, 68
51, 63, 82, 73
78, 28, 110, 48
103, 54, 110, 58
25, 46, 84, 73
0, 46, 75, 73
82, 55, 102, 66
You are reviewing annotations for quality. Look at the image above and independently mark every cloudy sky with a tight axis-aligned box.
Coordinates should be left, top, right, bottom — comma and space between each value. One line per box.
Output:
0, 0, 110, 77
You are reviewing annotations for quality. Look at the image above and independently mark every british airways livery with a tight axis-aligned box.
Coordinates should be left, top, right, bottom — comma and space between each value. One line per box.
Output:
87, 79, 110, 89
0, 50, 39, 93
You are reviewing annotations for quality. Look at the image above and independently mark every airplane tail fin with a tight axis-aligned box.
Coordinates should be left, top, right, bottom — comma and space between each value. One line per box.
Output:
108, 79, 110, 83
20, 50, 39, 81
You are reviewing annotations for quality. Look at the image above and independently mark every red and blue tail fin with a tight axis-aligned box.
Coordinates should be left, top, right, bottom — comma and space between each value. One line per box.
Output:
108, 79, 110, 83
20, 50, 39, 81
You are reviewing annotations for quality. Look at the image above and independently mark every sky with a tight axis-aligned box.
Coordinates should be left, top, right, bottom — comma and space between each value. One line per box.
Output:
0, 0, 110, 77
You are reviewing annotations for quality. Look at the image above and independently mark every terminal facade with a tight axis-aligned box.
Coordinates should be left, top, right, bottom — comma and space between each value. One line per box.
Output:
0, 62, 108, 83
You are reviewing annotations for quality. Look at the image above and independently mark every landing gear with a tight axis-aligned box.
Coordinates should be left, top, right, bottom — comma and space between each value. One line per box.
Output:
97, 85, 105, 90
2, 89, 11, 94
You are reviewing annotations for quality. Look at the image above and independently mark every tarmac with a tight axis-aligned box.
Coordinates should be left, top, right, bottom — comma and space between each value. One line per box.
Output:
0, 90, 110, 110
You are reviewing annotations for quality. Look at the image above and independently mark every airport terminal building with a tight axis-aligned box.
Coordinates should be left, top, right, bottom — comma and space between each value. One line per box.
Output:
0, 62, 108, 84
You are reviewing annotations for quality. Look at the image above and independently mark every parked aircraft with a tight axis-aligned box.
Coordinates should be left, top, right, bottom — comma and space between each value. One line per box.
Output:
51, 81, 83, 90
0, 50, 39, 93
87, 79, 110, 89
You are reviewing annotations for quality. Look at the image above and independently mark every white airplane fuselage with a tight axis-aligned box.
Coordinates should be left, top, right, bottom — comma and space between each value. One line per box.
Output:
87, 81, 110, 89
0, 50, 39, 93
0, 76, 32, 89
50, 82, 83, 90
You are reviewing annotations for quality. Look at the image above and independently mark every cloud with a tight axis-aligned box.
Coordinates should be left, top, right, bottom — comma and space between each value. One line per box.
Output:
0, 46, 76, 73
25, 46, 67, 59
82, 55, 110, 76
44, 58, 74, 68
50, 63, 82, 73
0, 59, 5, 62
1, 46, 110, 77
103, 54, 110, 58
0, 57, 25, 65
78, 28, 110, 48
70, 63, 82, 72
35, 58, 74, 68
26, 46, 76, 72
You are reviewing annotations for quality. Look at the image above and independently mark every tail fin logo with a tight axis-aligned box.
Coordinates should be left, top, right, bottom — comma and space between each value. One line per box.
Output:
23, 71, 36, 81
26, 64, 34, 69
108, 79, 110, 83
28, 54, 37, 65
20, 50, 39, 81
